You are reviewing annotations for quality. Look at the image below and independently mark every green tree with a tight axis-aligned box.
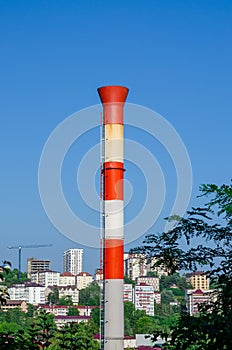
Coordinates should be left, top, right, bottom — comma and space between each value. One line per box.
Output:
159, 273, 192, 291
59, 295, 73, 306
135, 181, 232, 349
15, 324, 40, 350
0, 261, 11, 305
68, 322, 99, 349
67, 306, 79, 316
0, 268, 28, 287
90, 307, 100, 331
79, 282, 100, 306
124, 301, 147, 336
54, 325, 73, 349
47, 287, 59, 305
124, 275, 135, 286
0, 330, 16, 349
35, 309, 57, 349
161, 289, 175, 304
135, 316, 155, 334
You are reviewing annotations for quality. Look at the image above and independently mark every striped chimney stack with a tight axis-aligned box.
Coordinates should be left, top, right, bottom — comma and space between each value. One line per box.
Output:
98, 86, 129, 350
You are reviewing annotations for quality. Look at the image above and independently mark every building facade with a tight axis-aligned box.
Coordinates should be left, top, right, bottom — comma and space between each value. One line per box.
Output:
186, 289, 214, 315
59, 272, 76, 286
134, 284, 154, 316
63, 248, 83, 275
76, 272, 93, 290
27, 258, 50, 278
186, 271, 210, 291
94, 268, 103, 288
146, 256, 170, 277
33, 270, 60, 288
124, 284, 133, 303
45, 285, 79, 304
8, 282, 45, 305
136, 276, 159, 291
124, 253, 147, 281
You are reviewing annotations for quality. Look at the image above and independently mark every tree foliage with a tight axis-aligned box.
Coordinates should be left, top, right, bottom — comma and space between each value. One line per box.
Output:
135, 181, 232, 349
0, 308, 99, 349
0, 262, 11, 305
79, 282, 100, 306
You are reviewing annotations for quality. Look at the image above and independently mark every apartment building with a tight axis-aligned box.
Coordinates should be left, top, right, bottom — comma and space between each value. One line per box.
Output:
124, 253, 147, 281
94, 268, 103, 288
124, 284, 133, 303
76, 272, 93, 290
136, 276, 159, 291
45, 285, 79, 304
63, 249, 83, 275
186, 289, 214, 316
134, 284, 154, 316
32, 270, 60, 288
59, 272, 76, 286
146, 256, 170, 277
8, 282, 45, 305
186, 271, 210, 291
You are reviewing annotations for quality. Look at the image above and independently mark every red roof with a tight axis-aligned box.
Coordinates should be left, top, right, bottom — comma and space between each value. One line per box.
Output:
194, 289, 204, 294
60, 272, 75, 277
77, 272, 92, 277
54, 315, 90, 320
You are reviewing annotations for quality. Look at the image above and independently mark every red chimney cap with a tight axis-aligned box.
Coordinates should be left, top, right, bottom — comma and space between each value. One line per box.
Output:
97, 85, 129, 104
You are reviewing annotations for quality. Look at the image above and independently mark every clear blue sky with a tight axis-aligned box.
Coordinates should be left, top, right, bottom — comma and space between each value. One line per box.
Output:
1, 0, 231, 274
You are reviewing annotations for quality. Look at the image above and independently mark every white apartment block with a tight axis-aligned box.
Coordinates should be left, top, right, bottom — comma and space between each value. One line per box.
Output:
63, 248, 83, 275
8, 284, 26, 300
59, 272, 76, 286
134, 284, 154, 316
185, 289, 214, 316
76, 272, 93, 290
124, 253, 147, 281
136, 276, 159, 291
8, 283, 45, 305
35, 270, 60, 288
124, 284, 133, 303
58, 286, 79, 304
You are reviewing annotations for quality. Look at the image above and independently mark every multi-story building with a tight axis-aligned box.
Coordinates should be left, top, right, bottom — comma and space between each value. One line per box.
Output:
63, 248, 83, 275
146, 256, 170, 277
8, 283, 25, 300
8, 282, 45, 305
154, 291, 161, 304
186, 271, 209, 291
45, 285, 79, 305
124, 284, 134, 303
134, 284, 154, 316
2, 300, 28, 312
40, 304, 98, 317
136, 276, 159, 291
94, 268, 103, 288
32, 270, 60, 288
124, 253, 147, 281
27, 258, 50, 279
59, 272, 76, 286
54, 315, 90, 329
76, 272, 93, 290
186, 289, 214, 316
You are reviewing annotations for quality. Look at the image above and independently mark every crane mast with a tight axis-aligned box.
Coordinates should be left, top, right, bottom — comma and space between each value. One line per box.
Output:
8, 244, 52, 279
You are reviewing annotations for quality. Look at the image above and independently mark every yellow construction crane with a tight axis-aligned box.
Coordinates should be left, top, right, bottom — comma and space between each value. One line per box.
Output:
8, 244, 52, 279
